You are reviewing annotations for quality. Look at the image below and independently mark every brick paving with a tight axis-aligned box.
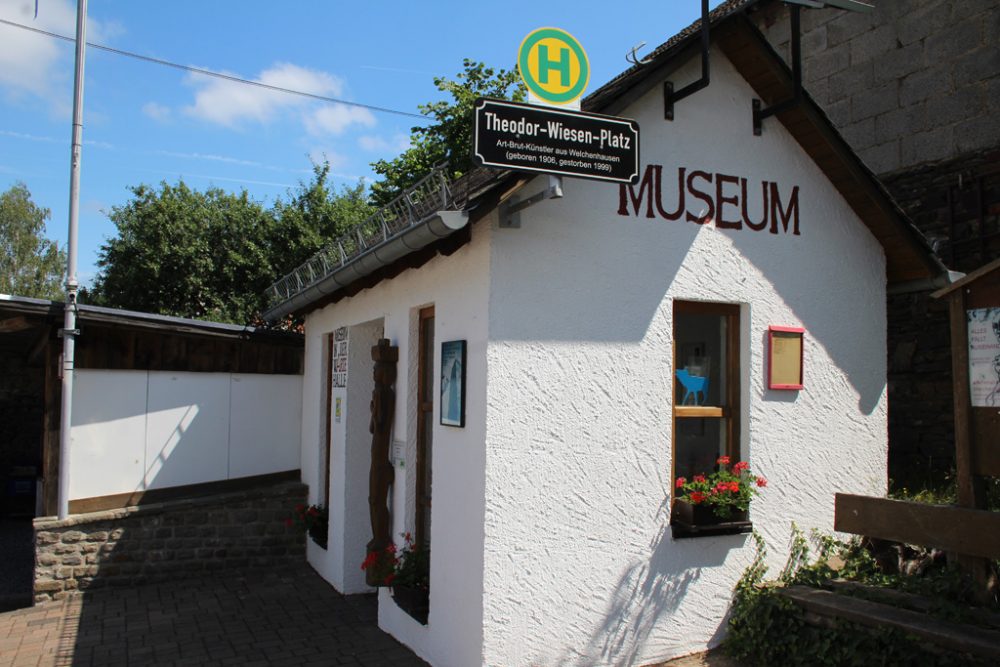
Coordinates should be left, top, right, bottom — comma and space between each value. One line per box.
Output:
0, 564, 426, 667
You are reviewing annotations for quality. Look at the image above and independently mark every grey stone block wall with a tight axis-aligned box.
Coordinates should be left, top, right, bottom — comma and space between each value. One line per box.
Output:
33, 482, 307, 603
752, 0, 1000, 175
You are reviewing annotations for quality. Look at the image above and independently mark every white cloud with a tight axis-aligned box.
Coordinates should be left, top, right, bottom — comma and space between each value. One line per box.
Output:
184, 62, 341, 127
142, 102, 171, 122
307, 148, 348, 169
0, 0, 119, 109
305, 104, 376, 136
0, 129, 58, 143
358, 133, 411, 153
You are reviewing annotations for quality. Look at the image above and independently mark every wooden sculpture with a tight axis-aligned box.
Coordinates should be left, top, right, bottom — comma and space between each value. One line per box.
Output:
366, 338, 398, 585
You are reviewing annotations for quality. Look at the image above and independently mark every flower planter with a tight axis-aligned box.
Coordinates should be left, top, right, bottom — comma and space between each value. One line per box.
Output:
671, 499, 752, 539
392, 585, 429, 625
308, 524, 328, 550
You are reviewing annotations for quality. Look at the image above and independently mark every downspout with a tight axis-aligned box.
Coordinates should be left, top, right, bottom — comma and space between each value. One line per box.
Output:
58, 0, 88, 520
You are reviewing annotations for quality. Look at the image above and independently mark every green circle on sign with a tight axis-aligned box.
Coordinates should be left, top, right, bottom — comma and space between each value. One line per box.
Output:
518, 28, 590, 105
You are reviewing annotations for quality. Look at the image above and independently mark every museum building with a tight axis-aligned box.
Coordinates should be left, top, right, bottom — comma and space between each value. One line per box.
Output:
261, 3, 947, 665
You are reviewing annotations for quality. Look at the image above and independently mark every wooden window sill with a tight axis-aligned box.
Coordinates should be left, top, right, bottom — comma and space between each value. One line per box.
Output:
674, 406, 725, 418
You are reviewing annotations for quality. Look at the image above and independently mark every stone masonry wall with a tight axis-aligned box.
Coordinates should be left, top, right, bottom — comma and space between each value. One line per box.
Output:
33, 482, 307, 603
752, 0, 1000, 175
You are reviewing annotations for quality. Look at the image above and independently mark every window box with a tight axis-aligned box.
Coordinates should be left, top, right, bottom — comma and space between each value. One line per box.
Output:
392, 585, 429, 625
670, 499, 752, 539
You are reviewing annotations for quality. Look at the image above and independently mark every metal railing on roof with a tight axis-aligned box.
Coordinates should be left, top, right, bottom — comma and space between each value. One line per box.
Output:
265, 164, 460, 308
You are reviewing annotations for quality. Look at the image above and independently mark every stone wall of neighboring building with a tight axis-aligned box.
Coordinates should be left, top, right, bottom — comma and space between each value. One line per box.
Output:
33, 482, 307, 603
752, 0, 1000, 175
752, 0, 1000, 484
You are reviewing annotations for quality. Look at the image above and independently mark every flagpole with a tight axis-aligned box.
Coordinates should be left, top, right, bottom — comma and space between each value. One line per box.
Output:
58, 0, 88, 520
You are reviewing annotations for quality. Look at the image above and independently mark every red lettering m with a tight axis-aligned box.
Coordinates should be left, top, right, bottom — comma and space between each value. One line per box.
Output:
618, 164, 657, 218
769, 184, 800, 235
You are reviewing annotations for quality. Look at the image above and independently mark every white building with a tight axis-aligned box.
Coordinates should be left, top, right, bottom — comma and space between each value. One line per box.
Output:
264, 5, 946, 666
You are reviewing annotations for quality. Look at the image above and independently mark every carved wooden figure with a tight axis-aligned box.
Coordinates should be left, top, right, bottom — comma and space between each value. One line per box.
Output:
366, 338, 398, 585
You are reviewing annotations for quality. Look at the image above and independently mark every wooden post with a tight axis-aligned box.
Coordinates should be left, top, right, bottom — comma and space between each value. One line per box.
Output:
366, 338, 398, 586
948, 292, 982, 509
41, 336, 61, 517
933, 260, 1000, 599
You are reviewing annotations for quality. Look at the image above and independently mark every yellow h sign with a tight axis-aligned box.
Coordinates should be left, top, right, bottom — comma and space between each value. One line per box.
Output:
518, 28, 590, 105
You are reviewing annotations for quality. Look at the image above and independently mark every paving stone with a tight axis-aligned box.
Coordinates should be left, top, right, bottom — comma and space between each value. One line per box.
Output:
0, 565, 426, 666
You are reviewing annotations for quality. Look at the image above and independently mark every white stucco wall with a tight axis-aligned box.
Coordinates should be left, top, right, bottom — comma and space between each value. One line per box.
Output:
301, 221, 491, 667
70, 370, 302, 500
480, 48, 888, 666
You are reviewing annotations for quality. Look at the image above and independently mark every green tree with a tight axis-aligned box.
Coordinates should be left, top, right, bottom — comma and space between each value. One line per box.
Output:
0, 183, 67, 299
88, 164, 372, 325
369, 59, 525, 206
270, 162, 372, 277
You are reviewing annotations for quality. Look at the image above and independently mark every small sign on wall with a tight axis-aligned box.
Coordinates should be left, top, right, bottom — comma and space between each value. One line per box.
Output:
967, 308, 1000, 407
332, 327, 348, 388
441, 340, 467, 427
768, 326, 804, 390
334, 397, 342, 423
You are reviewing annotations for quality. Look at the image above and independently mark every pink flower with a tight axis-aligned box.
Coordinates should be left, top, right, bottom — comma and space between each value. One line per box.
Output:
675, 477, 687, 489
693, 474, 706, 484
728, 482, 740, 493
732, 461, 749, 473
716, 455, 731, 466
690, 491, 706, 504
756, 477, 768, 488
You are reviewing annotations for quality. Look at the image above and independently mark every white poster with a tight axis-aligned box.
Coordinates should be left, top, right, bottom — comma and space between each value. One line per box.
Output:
968, 308, 1000, 407
332, 327, 348, 388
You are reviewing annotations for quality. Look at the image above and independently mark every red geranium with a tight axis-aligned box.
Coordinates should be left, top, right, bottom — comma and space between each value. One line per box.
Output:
674, 457, 767, 519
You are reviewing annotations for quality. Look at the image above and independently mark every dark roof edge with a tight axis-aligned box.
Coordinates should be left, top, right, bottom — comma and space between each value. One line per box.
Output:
0, 294, 302, 342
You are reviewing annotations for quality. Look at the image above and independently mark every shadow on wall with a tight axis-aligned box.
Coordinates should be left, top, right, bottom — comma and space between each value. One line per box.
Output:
490, 178, 888, 415
69, 371, 301, 505
555, 500, 745, 666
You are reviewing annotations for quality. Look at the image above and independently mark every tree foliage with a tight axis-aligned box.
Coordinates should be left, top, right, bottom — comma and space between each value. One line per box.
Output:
0, 183, 67, 300
89, 163, 371, 324
369, 59, 525, 206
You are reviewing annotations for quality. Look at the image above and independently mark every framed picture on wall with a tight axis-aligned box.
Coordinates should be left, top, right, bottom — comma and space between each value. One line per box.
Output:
440, 340, 466, 427
768, 326, 805, 390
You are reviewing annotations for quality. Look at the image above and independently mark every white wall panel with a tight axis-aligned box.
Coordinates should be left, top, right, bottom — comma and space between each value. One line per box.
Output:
144, 372, 230, 489
69, 370, 148, 499
228, 374, 302, 478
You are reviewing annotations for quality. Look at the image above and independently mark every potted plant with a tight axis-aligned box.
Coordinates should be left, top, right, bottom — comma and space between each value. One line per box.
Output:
361, 532, 430, 624
672, 456, 766, 537
286, 503, 328, 549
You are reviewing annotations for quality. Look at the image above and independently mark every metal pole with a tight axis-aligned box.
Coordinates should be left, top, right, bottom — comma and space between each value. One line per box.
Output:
58, 0, 88, 520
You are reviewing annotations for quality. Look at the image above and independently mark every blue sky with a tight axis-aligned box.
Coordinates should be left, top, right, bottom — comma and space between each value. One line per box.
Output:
0, 0, 723, 285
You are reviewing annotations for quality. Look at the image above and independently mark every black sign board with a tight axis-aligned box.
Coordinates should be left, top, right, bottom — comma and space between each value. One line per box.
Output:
472, 98, 640, 184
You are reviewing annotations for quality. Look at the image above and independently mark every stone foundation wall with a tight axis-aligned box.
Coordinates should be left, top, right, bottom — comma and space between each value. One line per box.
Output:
33, 482, 307, 603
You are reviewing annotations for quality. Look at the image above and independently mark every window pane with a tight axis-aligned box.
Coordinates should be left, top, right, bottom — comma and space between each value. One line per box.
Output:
674, 313, 727, 407
675, 418, 727, 479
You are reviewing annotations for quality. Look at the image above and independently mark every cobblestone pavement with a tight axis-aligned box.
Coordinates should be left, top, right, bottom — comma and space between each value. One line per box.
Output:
0, 564, 427, 667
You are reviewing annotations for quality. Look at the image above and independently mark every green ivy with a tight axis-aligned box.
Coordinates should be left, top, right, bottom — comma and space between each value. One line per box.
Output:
724, 528, 994, 666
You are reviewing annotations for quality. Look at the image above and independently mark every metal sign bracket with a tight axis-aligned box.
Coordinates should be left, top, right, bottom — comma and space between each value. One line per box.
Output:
499, 175, 564, 228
